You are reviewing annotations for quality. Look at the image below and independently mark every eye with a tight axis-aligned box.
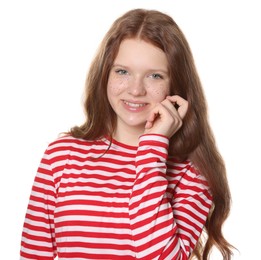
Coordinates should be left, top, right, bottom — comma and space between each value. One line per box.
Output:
115, 69, 128, 75
150, 73, 163, 79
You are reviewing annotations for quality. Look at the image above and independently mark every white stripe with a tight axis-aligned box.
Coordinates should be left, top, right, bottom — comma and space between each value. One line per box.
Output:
139, 134, 169, 145
54, 214, 129, 224
54, 204, 129, 214
175, 210, 203, 230
131, 175, 166, 198
174, 202, 210, 219
60, 168, 134, 180
24, 218, 53, 230
33, 180, 54, 192
59, 174, 134, 186
56, 194, 129, 204
21, 237, 53, 248
22, 227, 54, 238
136, 153, 166, 163
58, 184, 132, 195
58, 158, 135, 170
56, 236, 132, 245
131, 205, 172, 233
26, 208, 54, 219
27, 200, 54, 211
21, 247, 55, 257
57, 247, 134, 257
55, 225, 131, 235
35, 171, 53, 181
130, 195, 167, 217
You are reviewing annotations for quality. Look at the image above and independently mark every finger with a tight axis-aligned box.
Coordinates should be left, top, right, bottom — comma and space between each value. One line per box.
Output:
145, 109, 159, 129
161, 98, 180, 115
145, 101, 172, 128
166, 95, 187, 107
144, 121, 153, 129
166, 95, 188, 119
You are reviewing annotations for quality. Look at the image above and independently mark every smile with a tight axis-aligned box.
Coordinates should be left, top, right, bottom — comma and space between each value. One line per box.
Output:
123, 101, 147, 108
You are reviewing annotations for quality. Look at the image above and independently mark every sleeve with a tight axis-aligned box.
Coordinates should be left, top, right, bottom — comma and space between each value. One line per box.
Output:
128, 134, 212, 260
20, 149, 57, 260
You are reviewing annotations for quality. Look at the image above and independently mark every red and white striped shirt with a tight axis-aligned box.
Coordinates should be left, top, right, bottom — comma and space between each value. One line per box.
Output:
20, 134, 212, 260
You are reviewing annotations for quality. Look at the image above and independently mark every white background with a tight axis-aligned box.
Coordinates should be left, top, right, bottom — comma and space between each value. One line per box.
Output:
0, 0, 260, 259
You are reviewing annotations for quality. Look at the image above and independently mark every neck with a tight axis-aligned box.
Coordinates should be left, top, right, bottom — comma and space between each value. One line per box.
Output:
113, 123, 144, 147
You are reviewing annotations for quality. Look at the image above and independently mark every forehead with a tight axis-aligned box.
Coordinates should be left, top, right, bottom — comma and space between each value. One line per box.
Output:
114, 38, 168, 70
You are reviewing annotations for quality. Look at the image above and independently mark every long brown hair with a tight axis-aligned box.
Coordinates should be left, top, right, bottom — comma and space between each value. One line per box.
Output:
70, 8, 234, 259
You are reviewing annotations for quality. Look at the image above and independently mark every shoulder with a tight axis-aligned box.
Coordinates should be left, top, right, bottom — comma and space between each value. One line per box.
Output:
47, 135, 91, 150
44, 135, 107, 159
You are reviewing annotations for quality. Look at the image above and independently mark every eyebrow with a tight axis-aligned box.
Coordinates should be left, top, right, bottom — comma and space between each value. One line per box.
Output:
112, 64, 169, 74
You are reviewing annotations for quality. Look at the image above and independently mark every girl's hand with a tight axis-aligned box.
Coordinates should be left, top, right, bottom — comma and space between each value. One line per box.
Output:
144, 95, 188, 138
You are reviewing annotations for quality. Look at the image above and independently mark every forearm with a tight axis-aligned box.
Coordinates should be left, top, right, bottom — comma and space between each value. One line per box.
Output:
20, 155, 57, 260
129, 134, 186, 259
129, 134, 211, 260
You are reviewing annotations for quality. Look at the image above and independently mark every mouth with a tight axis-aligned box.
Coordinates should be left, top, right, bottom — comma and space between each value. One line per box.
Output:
123, 100, 147, 108
122, 100, 148, 112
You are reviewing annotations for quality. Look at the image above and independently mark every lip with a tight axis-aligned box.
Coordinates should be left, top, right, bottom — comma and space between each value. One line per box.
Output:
122, 99, 148, 112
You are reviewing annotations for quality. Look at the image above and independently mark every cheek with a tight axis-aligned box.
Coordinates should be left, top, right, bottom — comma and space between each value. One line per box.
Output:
146, 83, 170, 101
107, 76, 127, 96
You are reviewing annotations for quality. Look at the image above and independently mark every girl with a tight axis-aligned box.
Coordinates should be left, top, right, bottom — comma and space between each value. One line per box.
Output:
20, 8, 233, 260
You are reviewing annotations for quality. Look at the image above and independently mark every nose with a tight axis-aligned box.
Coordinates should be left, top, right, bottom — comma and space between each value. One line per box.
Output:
127, 77, 146, 96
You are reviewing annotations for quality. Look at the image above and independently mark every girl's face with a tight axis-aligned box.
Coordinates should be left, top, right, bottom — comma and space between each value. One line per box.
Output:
107, 38, 170, 135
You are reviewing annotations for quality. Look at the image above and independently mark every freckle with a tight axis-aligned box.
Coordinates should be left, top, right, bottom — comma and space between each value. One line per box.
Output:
109, 82, 123, 95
